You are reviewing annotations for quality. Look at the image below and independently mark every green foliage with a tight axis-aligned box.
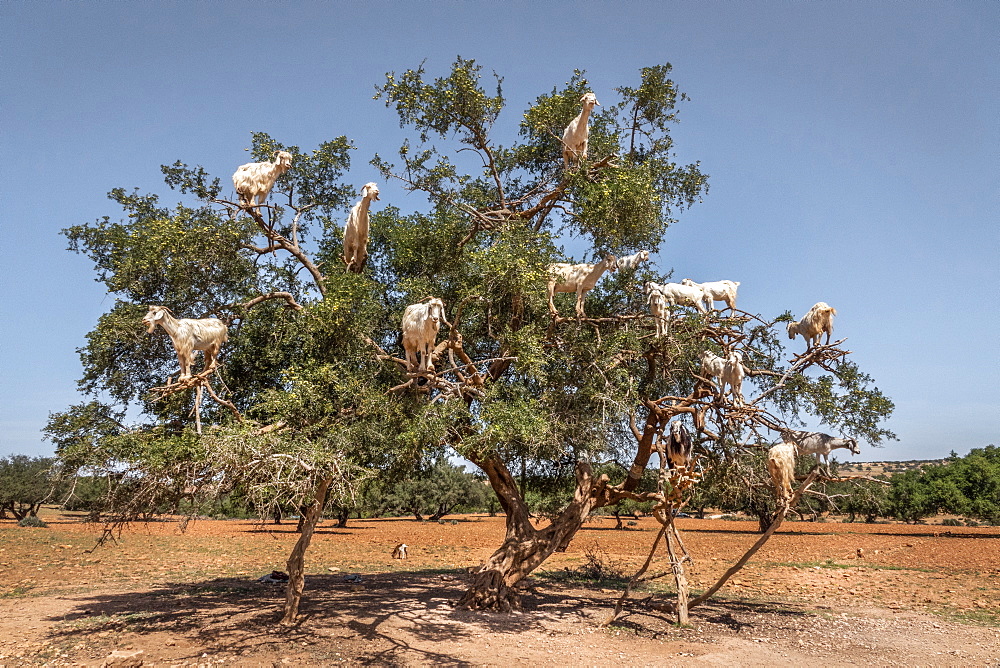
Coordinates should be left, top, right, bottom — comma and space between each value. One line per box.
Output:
49, 57, 894, 548
838, 477, 890, 523
18, 515, 48, 528
381, 459, 490, 520
0, 455, 60, 521
888, 445, 1000, 524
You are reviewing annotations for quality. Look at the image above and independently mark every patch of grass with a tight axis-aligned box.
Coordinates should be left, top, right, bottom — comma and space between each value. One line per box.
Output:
765, 560, 921, 572
936, 608, 1000, 628
18, 516, 48, 528
0, 585, 35, 598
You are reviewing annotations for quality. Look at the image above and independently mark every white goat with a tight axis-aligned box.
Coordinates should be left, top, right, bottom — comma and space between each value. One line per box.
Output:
699, 349, 744, 404
767, 441, 798, 507
682, 278, 740, 311
142, 306, 228, 380
644, 281, 707, 314
664, 421, 693, 470
647, 289, 670, 337
699, 349, 726, 386
723, 351, 746, 405
787, 302, 837, 349
547, 256, 617, 317
343, 182, 380, 273
616, 250, 650, 271
784, 430, 860, 467
233, 150, 293, 209
562, 92, 600, 167
402, 297, 446, 372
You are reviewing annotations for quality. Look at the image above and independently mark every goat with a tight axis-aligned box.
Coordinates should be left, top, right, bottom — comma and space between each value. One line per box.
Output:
233, 150, 293, 210
343, 182, 380, 273
562, 92, 600, 167
723, 351, 746, 405
681, 278, 740, 311
699, 349, 726, 386
783, 430, 860, 468
402, 297, 446, 372
767, 441, 797, 507
644, 281, 707, 314
142, 306, 228, 380
699, 349, 744, 404
787, 301, 837, 349
647, 288, 670, 337
547, 256, 617, 317
663, 421, 693, 470
616, 250, 650, 271
392, 543, 408, 559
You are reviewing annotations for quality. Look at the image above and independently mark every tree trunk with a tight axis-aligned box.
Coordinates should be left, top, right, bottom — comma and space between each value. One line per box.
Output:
429, 503, 454, 522
456, 411, 664, 612
665, 525, 689, 624
335, 506, 349, 528
458, 454, 606, 611
281, 476, 332, 625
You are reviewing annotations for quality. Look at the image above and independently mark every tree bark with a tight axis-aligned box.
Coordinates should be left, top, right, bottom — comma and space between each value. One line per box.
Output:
281, 476, 332, 625
335, 506, 350, 528
458, 454, 606, 611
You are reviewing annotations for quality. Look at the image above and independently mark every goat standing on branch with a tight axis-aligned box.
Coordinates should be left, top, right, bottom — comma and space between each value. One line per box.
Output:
787, 301, 837, 350
142, 306, 228, 380
783, 430, 860, 468
562, 92, 599, 167
647, 289, 670, 337
644, 281, 707, 314
232, 150, 293, 210
547, 256, 617, 318
723, 351, 745, 405
682, 278, 740, 312
699, 349, 744, 405
616, 250, 650, 272
343, 182, 380, 273
402, 297, 446, 373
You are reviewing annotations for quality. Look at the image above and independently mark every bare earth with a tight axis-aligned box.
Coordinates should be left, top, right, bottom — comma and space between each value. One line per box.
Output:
1, 510, 998, 666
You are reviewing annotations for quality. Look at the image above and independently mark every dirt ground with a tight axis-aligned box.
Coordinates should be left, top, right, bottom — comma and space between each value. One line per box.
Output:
1, 509, 998, 666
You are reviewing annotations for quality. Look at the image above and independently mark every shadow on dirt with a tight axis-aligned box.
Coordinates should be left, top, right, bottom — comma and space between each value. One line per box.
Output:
43, 567, 820, 664
41, 570, 644, 664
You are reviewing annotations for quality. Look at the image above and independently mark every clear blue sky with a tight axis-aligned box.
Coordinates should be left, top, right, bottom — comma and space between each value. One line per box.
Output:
1, 1, 996, 462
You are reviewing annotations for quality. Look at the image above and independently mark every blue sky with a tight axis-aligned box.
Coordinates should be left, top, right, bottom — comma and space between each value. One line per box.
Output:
1, 1, 996, 462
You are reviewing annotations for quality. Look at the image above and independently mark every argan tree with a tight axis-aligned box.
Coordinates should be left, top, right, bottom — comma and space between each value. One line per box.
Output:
47, 57, 894, 621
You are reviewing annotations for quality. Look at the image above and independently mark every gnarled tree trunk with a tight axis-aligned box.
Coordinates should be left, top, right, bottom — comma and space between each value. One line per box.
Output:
459, 412, 664, 611
281, 476, 332, 625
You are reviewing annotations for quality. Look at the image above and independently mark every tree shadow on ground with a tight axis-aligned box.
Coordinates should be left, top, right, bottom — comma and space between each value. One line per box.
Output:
42, 569, 637, 665
42, 565, 832, 665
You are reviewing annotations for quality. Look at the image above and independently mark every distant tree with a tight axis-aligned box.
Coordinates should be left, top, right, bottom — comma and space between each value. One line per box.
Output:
0, 456, 59, 521
889, 445, 1000, 524
384, 459, 489, 521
